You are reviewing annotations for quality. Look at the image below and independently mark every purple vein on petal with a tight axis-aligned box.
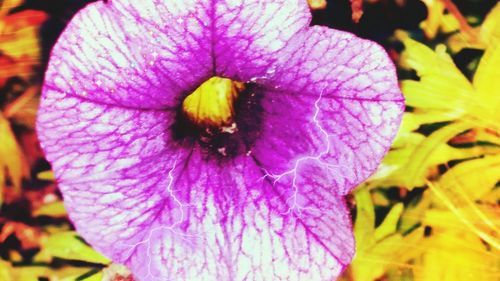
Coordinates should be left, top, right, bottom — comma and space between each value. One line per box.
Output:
37, 0, 404, 280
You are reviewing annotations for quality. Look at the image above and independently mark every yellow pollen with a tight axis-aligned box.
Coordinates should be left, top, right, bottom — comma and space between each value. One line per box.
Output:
182, 76, 244, 128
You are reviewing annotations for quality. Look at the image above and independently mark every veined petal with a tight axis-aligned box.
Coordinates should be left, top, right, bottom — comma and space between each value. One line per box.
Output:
270, 26, 404, 102
211, 0, 310, 79
37, 89, 353, 280
38, 2, 403, 280
45, 1, 213, 109
36, 89, 190, 261
38, 91, 354, 280
254, 26, 404, 195
126, 154, 353, 280
45, 0, 310, 109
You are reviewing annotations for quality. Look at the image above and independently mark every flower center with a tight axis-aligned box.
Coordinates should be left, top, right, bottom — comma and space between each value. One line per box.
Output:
182, 76, 245, 130
173, 76, 262, 159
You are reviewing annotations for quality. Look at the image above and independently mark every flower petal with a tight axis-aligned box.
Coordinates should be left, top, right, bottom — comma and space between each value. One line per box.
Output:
126, 154, 353, 280
38, 3, 403, 281
37, 89, 354, 280
36, 89, 187, 261
210, 0, 311, 80
253, 26, 404, 195
46, 0, 310, 109
45, 0, 214, 109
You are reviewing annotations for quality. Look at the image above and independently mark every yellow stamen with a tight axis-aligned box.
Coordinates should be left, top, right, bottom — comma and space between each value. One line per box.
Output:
182, 76, 244, 128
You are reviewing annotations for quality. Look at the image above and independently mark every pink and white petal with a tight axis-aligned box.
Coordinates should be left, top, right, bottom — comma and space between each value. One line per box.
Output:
37, 89, 354, 281
269, 26, 404, 101
124, 153, 353, 281
36, 89, 192, 261
254, 26, 404, 195
213, 0, 311, 80
47, 0, 311, 109
46, 0, 213, 109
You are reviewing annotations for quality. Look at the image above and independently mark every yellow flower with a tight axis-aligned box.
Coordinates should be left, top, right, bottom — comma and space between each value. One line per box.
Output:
347, 6, 500, 280
0, 3, 48, 201
371, 25, 500, 189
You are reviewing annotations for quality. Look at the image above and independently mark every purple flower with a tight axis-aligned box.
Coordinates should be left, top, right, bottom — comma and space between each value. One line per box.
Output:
37, 0, 404, 280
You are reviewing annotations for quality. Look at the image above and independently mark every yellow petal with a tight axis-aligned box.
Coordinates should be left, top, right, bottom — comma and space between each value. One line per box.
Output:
420, 0, 445, 38
415, 226, 499, 281
437, 154, 500, 201
33, 201, 67, 217
399, 190, 432, 233
374, 203, 404, 240
36, 170, 55, 181
446, 3, 499, 53
428, 181, 500, 250
0, 113, 27, 194
473, 4, 500, 127
400, 39, 474, 115
440, 14, 460, 33
0, 259, 14, 280
351, 228, 425, 281
354, 188, 376, 251
40, 232, 110, 264
447, 30, 483, 53
0, 0, 23, 16
380, 122, 493, 189
479, 2, 500, 48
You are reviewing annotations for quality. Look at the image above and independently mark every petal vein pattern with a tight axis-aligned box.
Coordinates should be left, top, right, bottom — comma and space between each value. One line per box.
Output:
37, 0, 404, 280
45, 0, 310, 108
254, 26, 404, 196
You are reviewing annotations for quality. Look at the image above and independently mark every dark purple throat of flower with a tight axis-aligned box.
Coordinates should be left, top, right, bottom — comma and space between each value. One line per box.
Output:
174, 77, 261, 158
